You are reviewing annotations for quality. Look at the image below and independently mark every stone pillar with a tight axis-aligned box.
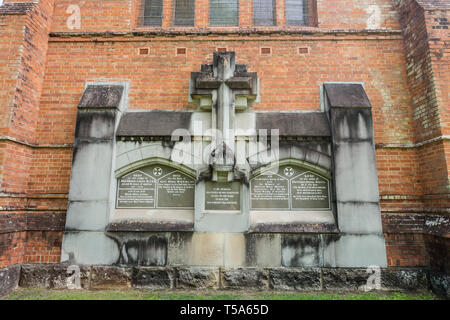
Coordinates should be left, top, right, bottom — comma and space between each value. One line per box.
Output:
61, 84, 127, 265
324, 83, 387, 267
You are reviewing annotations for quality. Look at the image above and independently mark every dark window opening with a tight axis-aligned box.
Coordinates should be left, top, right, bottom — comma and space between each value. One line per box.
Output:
141, 0, 164, 26
286, 0, 310, 26
253, 0, 276, 26
210, 0, 239, 26
174, 0, 195, 26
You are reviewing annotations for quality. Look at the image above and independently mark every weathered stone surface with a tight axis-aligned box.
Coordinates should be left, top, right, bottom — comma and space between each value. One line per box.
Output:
68, 141, 114, 202
90, 266, 132, 289
194, 182, 250, 233
189, 232, 224, 266
190, 52, 258, 101
0, 265, 20, 297
221, 268, 269, 290
74, 110, 116, 140
132, 267, 174, 289
78, 85, 124, 109
245, 233, 281, 267
428, 270, 450, 299
63, 83, 123, 244
324, 234, 387, 267
224, 234, 246, 267
281, 234, 323, 267
269, 268, 321, 290
326, 83, 386, 268
117, 111, 192, 137
322, 268, 369, 290
9, 264, 448, 293
108, 209, 194, 232
61, 231, 120, 265
324, 83, 371, 108
256, 112, 330, 137
381, 268, 428, 291
106, 232, 168, 266
20, 264, 90, 289
175, 267, 219, 289
167, 232, 193, 266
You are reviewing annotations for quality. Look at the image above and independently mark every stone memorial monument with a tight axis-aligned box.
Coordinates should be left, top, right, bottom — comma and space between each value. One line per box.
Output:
61, 51, 387, 269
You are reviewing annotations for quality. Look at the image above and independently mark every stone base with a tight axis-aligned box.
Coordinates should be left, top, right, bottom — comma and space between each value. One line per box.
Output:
0, 264, 20, 297
14, 264, 449, 298
429, 270, 450, 299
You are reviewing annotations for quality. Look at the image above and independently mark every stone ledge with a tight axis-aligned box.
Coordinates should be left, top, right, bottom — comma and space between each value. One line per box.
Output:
14, 264, 448, 298
249, 210, 338, 233
48, 29, 404, 39
107, 209, 194, 232
117, 111, 192, 137
10, 264, 450, 298
19, 264, 91, 290
256, 112, 330, 137
269, 268, 321, 290
324, 83, 371, 108
221, 268, 269, 290
78, 85, 124, 110
176, 267, 219, 289
429, 270, 450, 299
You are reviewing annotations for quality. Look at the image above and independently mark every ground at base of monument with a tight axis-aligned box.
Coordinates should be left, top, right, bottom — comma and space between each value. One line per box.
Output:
3, 288, 438, 300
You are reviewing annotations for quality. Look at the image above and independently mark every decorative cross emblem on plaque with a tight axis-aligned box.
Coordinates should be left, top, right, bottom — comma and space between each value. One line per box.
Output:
153, 167, 163, 177
190, 52, 258, 179
284, 167, 295, 177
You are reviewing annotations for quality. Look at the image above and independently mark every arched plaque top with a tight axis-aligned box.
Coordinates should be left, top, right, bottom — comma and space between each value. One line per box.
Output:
115, 157, 196, 179
250, 158, 331, 180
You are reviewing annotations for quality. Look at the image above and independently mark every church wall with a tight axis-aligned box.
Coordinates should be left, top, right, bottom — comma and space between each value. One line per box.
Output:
37, 38, 412, 143
0, 0, 56, 268
0, 0, 448, 276
49, 0, 400, 33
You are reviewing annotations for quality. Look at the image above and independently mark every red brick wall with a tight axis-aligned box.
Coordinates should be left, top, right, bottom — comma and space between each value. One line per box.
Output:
0, 0, 57, 268
0, 232, 26, 268
424, 9, 449, 136
49, 0, 399, 32
0, 0, 448, 270
37, 37, 411, 142
382, 213, 450, 270
22, 231, 62, 264
383, 0, 450, 270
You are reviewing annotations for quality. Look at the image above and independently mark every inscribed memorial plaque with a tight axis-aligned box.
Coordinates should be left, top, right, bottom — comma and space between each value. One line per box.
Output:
250, 165, 330, 210
291, 172, 329, 209
250, 174, 289, 209
157, 171, 195, 208
117, 171, 155, 208
116, 164, 195, 209
205, 181, 241, 211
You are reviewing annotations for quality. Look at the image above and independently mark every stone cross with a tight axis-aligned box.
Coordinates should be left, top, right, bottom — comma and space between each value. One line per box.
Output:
190, 52, 258, 178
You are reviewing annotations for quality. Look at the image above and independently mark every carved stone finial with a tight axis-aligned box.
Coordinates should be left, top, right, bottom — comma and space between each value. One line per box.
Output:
190, 52, 258, 180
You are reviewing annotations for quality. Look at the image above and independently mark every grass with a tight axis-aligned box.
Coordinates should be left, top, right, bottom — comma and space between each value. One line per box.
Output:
3, 288, 438, 300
